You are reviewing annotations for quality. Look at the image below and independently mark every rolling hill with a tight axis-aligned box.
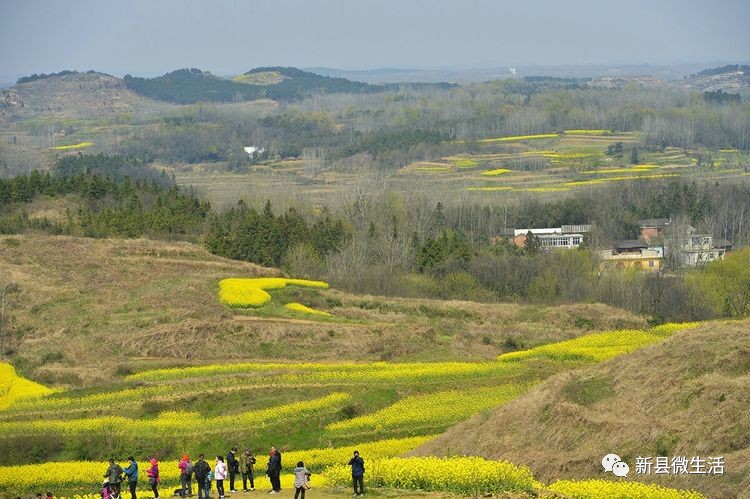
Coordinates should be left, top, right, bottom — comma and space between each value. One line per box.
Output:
0, 234, 645, 387
123, 67, 380, 104
675, 64, 750, 97
0, 70, 168, 122
410, 319, 750, 499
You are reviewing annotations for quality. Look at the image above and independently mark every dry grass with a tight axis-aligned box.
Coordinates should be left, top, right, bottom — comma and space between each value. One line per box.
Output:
410, 319, 750, 499
0, 235, 645, 386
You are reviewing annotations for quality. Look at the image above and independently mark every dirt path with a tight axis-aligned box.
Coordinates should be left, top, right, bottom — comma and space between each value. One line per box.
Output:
233, 315, 396, 328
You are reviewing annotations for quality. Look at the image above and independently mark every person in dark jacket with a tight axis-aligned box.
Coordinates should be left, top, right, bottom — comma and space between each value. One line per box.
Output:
193, 454, 211, 499
266, 447, 282, 493
239, 448, 257, 492
348, 451, 365, 496
226, 447, 239, 493
123, 456, 138, 499
104, 459, 124, 497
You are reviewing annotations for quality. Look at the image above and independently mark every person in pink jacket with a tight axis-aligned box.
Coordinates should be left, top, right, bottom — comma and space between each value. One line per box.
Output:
147, 458, 160, 499
214, 456, 227, 499
179, 454, 193, 497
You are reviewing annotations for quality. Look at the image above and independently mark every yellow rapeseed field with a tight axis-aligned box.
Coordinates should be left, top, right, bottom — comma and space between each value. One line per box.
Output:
325, 384, 531, 436
452, 158, 478, 168
0, 362, 53, 410
283, 302, 333, 316
564, 173, 679, 186
0, 393, 350, 437
480, 168, 512, 176
476, 133, 559, 143
51, 141, 94, 150
324, 456, 537, 495
548, 479, 705, 499
498, 323, 698, 362
218, 277, 329, 308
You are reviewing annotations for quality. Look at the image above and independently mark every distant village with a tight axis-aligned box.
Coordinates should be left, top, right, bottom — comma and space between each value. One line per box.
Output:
497, 219, 732, 272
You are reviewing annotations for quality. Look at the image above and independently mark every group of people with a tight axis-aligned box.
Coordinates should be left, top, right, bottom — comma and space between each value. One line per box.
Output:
100, 447, 366, 499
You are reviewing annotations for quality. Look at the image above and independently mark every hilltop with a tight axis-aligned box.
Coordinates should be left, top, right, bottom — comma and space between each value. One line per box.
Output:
0, 70, 169, 122
123, 67, 376, 104
122, 67, 454, 104
674, 64, 750, 97
411, 319, 750, 498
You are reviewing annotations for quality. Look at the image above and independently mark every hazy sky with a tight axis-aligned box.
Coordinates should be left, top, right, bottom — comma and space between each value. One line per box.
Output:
1, 0, 749, 81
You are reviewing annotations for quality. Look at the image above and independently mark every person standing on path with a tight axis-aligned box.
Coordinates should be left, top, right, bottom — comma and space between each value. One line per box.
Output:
267, 447, 282, 494
179, 454, 194, 497
123, 456, 138, 499
348, 451, 365, 496
104, 458, 124, 498
292, 461, 311, 499
194, 454, 211, 499
240, 448, 257, 491
226, 447, 239, 493
214, 456, 227, 499
147, 458, 160, 499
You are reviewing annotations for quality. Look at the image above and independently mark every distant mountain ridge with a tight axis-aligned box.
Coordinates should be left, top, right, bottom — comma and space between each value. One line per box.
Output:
122, 66, 455, 104
676, 64, 750, 96
1, 70, 167, 122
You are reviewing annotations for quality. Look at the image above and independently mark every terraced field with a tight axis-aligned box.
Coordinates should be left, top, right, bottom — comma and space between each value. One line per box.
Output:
0, 321, 704, 498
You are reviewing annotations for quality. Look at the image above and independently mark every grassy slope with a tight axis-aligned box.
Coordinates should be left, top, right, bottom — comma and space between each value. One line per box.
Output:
0, 234, 645, 388
410, 320, 750, 499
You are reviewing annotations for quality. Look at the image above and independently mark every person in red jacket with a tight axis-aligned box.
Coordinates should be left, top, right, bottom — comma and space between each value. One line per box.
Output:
147, 458, 160, 498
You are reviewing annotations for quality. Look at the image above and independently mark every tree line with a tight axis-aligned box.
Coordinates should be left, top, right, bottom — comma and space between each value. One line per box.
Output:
3, 155, 750, 323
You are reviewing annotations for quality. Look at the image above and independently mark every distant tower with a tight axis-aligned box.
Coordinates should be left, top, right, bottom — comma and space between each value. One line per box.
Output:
509, 67, 517, 77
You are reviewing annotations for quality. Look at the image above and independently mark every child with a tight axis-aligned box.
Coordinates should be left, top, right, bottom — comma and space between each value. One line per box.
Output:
292, 461, 312, 499
203, 470, 213, 499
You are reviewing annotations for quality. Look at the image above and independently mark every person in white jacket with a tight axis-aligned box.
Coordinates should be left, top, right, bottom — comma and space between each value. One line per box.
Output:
292, 461, 312, 499
214, 456, 227, 499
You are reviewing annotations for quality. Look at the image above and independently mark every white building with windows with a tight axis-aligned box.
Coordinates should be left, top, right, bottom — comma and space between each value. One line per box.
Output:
512, 227, 588, 249
678, 227, 726, 267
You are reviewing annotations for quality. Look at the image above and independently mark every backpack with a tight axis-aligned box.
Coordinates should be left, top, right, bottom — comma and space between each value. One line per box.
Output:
185, 462, 194, 476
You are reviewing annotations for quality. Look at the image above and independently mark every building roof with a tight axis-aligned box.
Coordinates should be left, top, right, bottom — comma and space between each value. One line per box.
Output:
714, 238, 733, 248
513, 228, 562, 237
638, 218, 671, 228
614, 239, 648, 250
561, 224, 593, 233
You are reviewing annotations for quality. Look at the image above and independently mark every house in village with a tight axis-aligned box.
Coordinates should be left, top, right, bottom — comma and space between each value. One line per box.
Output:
597, 240, 661, 272
638, 218, 671, 243
676, 227, 727, 267
511, 224, 592, 250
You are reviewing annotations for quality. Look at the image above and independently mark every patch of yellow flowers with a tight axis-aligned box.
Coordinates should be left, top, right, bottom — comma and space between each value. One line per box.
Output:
324, 456, 536, 494
326, 384, 532, 436
564, 173, 679, 186
477, 133, 559, 143
0, 362, 53, 410
51, 141, 94, 150
218, 278, 328, 308
498, 323, 699, 363
283, 302, 333, 316
480, 168, 512, 176
0, 436, 433, 494
0, 393, 350, 437
548, 479, 705, 498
